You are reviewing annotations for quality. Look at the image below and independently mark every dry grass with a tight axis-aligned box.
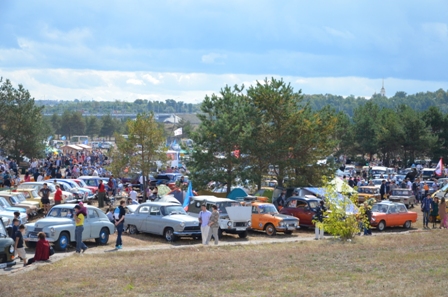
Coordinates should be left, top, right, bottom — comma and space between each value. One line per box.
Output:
1, 231, 448, 297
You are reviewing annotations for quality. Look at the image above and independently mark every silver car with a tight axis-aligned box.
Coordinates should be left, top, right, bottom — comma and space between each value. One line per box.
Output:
124, 202, 201, 241
388, 189, 416, 208
24, 204, 115, 251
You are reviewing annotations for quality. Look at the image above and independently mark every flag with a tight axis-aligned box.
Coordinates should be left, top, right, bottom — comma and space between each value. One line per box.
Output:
61, 136, 66, 140
435, 158, 444, 176
83, 140, 88, 145
183, 181, 193, 211
174, 128, 183, 136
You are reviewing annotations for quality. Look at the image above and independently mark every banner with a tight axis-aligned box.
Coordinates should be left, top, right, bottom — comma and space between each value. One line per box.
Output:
174, 128, 182, 136
183, 181, 193, 211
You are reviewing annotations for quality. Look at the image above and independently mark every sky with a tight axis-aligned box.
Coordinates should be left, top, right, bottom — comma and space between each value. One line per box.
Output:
1, 0, 448, 103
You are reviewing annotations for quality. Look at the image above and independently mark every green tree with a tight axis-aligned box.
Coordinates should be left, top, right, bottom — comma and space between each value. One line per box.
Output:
352, 101, 380, 160
50, 113, 61, 136
111, 112, 166, 200
0, 78, 49, 160
85, 116, 102, 139
190, 85, 252, 194
100, 114, 117, 140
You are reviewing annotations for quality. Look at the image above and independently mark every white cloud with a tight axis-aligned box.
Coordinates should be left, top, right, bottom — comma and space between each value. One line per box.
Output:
126, 78, 145, 85
324, 27, 355, 39
142, 74, 161, 85
201, 53, 227, 64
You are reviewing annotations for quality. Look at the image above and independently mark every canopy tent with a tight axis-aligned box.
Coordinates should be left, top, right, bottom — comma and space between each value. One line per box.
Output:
226, 187, 250, 200
61, 145, 83, 154
77, 144, 92, 150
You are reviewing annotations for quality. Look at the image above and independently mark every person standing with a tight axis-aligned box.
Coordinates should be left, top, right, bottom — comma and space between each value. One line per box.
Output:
54, 184, 62, 205
380, 180, 387, 200
97, 179, 106, 208
198, 204, 212, 245
39, 183, 51, 215
439, 197, 447, 229
314, 200, 326, 240
363, 202, 372, 235
274, 190, 287, 210
206, 205, 220, 245
14, 224, 27, 266
114, 200, 126, 249
129, 188, 138, 204
74, 205, 88, 254
430, 197, 439, 229
421, 194, 432, 229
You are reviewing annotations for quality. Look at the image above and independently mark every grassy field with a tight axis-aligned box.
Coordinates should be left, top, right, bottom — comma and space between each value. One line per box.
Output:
2, 231, 448, 297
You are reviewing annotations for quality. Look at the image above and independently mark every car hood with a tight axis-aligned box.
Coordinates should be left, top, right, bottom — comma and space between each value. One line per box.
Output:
389, 196, 411, 199
225, 207, 251, 221
163, 214, 199, 224
4, 206, 27, 213
33, 217, 74, 228
271, 213, 299, 221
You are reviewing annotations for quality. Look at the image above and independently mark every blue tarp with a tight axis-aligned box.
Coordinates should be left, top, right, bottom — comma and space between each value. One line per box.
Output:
227, 188, 249, 200
302, 187, 358, 214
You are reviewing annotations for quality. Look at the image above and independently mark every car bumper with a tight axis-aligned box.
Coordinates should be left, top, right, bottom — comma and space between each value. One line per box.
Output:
0, 260, 16, 269
27, 235, 56, 242
173, 231, 202, 237
276, 226, 300, 232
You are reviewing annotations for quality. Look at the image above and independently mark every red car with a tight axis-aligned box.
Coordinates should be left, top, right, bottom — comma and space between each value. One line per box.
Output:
370, 201, 418, 231
72, 178, 97, 193
279, 196, 321, 227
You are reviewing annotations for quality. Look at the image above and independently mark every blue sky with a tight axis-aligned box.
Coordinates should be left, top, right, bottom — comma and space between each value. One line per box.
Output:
1, 1, 447, 102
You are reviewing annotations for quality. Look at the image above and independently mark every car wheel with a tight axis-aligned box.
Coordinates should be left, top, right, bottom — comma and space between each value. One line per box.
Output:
404, 220, 412, 229
95, 228, 110, 245
377, 220, 386, 232
265, 224, 277, 236
128, 225, 138, 235
238, 231, 248, 238
54, 231, 70, 251
218, 228, 223, 239
284, 230, 293, 235
25, 241, 36, 249
164, 227, 177, 242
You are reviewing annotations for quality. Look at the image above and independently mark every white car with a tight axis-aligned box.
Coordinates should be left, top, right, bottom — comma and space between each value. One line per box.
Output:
19, 182, 73, 203
25, 204, 114, 251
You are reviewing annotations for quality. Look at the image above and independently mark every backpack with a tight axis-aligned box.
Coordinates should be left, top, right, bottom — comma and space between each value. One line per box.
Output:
114, 207, 120, 220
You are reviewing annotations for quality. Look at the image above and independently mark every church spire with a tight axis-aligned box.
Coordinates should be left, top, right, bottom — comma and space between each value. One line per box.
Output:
380, 78, 386, 97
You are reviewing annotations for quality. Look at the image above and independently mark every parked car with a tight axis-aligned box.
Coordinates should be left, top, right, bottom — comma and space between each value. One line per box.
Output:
1, 191, 40, 212
155, 173, 187, 189
421, 168, 436, 180
187, 196, 251, 238
72, 179, 98, 194
0, 208, 28, 228
388, 189, 416, 208
357, 186, 381, 204
0, 193, 37, 216
431, 183, 448, 200
52, 179, 93, 200
78, 176, 104, 192
370, 201, 417, 231
125, 202, 201, 241
24, 204, 114, 251
0, 217, 16, 269
250, 202, 299, 236
19, 182, 72, 203
279, 196, 321, 228
0, 196, 27, 215
419, 181, 437, 195
16, 188, 51, 209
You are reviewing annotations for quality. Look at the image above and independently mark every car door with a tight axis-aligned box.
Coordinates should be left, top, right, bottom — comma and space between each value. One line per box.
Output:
145, 206, 162, 234
251, 206, 261, 230
82, 209, 93, 240
386, 205, 399, 226
132, 206, 150, 232
87, 208, 101, 238
280, 199, 298, 217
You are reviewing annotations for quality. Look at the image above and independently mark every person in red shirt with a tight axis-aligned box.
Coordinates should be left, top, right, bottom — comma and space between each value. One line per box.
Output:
27, 232, 50, 265
97, 179, 106, 208
54, 184, 63, 205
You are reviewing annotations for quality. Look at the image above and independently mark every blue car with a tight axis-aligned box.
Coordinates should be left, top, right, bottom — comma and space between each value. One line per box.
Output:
0, 197, 27, 214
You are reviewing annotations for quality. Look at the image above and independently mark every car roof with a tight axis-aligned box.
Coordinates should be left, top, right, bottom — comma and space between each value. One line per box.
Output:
287, 196, 320, 201
78, 176, 101, 179
52, 203, 99, 209
252, 202, 274, 207
191, 196, 234, 202
139, 202, 181, 207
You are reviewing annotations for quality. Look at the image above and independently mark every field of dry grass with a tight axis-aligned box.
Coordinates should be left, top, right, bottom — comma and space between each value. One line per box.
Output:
2, 230, 448, 297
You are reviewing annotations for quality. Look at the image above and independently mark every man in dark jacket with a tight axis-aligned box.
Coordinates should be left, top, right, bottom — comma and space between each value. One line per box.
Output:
380, 180, 387, 200
314, 200, 327, 240
274, 190, 287, 210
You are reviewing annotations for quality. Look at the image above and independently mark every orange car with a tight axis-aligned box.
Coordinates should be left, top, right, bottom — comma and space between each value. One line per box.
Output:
250, 202, 299, 236
370, 201, 417, 231
357, 186, 381, 204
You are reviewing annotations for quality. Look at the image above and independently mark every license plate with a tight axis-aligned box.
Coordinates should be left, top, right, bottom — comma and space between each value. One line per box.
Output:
236, 228, 246, 231
0, 263, 7, 269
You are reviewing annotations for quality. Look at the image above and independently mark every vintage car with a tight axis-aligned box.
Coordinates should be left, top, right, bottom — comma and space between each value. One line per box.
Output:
72, 179, 98, 194
431, 183, 448, 200
0, 193, 38, 216
250, 202, 299, 236
24, 204, 115, 251
18, 182, 72, 204
370, 201, 417, 231
0, 217, 16, 269
124, 202, 201, 241
0, 196, 27, 215
279, 196, 322, 228
1, 191, 40, 213
188, 196, 252, 238
388, 189, 416, 208
0, 209, 28, 231
16, 188, 54, 208
357, 186, 381, 204
52, 179, 93, 201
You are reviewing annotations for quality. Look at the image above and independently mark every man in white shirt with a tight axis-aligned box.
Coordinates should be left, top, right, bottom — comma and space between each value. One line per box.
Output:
129, 189, 138, 204
406, 179, 413, 190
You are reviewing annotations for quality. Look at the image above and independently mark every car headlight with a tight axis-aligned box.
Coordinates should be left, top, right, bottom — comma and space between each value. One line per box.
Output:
227, 221, 232, 227
279, 222, 285, 227
179, 222, 185, 228
371, 218, 376, 222
247, 221, 251, 227
9, 245, 14, 254
50, 227, 55, 236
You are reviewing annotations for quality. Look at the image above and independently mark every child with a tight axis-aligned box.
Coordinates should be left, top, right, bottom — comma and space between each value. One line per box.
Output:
15, 224, 27, 267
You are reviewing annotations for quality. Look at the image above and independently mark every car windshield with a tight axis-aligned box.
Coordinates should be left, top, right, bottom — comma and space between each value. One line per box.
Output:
392, 190, 411, 196
0, 220, 7, 237
216, 201, 239, 214
372, 180, 383, 185
9, 195, 20, 205
162, 205, 187, 216
372, 204, 388, 213
308, 201, 320, 209
15, 193, 27, 202
372, 170, 386, 175
76, 180, 88, 187
47, 207, 74, 218
0, 197, 10, 208
258, 204, 278, 214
